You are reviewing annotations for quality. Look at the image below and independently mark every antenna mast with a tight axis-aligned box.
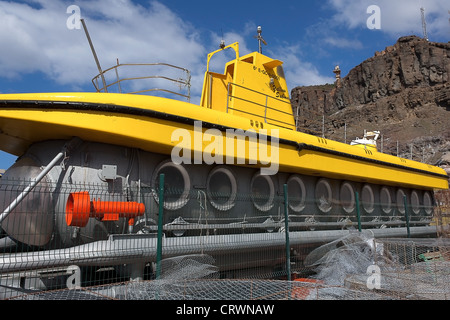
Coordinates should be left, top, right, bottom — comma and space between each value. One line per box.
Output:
253, 26, 267, 54
420, 7, 428, 41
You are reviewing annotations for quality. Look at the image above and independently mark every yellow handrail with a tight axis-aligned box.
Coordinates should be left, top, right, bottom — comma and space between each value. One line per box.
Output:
206, 42, 240, 72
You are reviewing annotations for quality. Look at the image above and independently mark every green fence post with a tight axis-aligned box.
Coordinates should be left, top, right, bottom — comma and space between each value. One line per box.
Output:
355, 191, 362, 232
283, 184, 291, 281
404, 195, 410, 238
156, 173, 165, 280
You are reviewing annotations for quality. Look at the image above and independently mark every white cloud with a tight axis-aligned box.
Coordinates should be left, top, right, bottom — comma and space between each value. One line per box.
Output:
0, 0, 339, 99
269, 45, 335, 89
0, 0, 206, 95
327, 0, 449, 39
323, 37, 363, 49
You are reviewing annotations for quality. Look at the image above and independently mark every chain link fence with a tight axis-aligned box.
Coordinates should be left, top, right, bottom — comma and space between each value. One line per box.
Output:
8, 236, 450, 300
0, 177, 448, 300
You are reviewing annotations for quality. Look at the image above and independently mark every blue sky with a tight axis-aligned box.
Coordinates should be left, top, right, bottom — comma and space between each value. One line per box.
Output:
0, 0, 449, 170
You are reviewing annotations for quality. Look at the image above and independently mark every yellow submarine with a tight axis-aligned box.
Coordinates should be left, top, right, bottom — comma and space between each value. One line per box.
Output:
0, 28, 448, 285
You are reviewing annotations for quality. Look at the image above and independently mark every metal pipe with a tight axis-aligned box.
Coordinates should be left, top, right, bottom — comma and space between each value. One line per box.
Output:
283, 184, 291, 281
0, 137, 82, 224
156, 174, 164, 280
0, 226, 436, 273
81, 19, 107, 93
115, 58, 122, 93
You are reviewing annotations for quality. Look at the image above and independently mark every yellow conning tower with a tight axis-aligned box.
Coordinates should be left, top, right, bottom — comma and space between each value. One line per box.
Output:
200, 42, 295, 130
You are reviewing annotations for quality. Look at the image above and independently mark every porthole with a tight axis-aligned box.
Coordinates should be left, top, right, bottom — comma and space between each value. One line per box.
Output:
410, 190, 420, 215
396, 188, 407, 214
340, 182, 355, 213
315, 178, 332, 213
423, 191, 433, 215
361, 184, 375, 214
152, 160, 190, 210
207, 166, 237, 211
251, 173, 275, 211
380, 187, 392, 214
287, 175, 306, 212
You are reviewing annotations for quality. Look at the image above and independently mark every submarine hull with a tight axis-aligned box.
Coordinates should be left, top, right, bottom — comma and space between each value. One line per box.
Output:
0, 139, 437, 251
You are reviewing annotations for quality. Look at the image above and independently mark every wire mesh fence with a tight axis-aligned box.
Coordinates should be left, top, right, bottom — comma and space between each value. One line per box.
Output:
0, 176, 448, 300
7, 236, 450, 300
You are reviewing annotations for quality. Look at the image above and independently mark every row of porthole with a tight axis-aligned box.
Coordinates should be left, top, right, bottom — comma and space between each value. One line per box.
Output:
151, 160, 433, 215
305, 178, 433, 215
207, 166, 277, 212
151, 161, 276, 211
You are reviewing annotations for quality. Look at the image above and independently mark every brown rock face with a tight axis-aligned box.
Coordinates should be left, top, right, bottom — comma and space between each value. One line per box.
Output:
291, 35, 450, 166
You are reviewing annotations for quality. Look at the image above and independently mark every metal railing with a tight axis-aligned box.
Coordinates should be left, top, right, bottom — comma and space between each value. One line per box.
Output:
226, 82, 295, 130
92, 61, 191, 102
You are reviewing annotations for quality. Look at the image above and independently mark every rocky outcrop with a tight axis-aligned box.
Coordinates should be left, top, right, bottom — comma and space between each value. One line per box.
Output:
332, 36, 449, 111
291, 36, 450, 167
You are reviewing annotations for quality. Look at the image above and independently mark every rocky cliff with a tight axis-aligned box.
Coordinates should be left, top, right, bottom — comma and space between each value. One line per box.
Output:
291, 35, 450, 174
